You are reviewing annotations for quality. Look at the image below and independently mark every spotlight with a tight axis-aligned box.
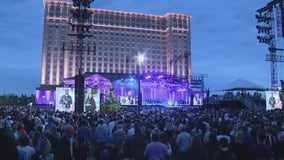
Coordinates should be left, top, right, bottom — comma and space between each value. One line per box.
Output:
256, 25, 271, 34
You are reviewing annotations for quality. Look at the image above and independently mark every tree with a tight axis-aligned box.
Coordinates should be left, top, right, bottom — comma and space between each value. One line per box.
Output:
0, 94, 35, 106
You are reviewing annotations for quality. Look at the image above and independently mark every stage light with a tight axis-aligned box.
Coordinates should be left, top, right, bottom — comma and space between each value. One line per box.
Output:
255, 14, 271, 24
257, 35, 273, 44
145, 75, 151, 79
256, 25, 271, 34
177, 88, 186, 92
157, 75, 164, 79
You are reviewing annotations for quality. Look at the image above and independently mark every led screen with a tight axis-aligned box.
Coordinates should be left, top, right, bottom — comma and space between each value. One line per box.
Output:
84, 88, 100, 112
35, 90, 55, 106
266, 90, 282, 110
193, 93, 203, 106
120, 96, 136, 105
55, 87, 75, 112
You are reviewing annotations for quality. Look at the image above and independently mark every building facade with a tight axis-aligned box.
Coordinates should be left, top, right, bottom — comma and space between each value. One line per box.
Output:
41, 0, 192, 87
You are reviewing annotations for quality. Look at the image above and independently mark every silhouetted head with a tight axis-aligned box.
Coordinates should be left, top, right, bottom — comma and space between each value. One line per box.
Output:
218, 136, 230, 151
151, 133, 160, 142
19, 134, 30, 146
0, 129, 19, 160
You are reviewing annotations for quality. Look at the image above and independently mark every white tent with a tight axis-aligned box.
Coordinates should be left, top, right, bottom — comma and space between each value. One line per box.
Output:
222, 79, 267, 91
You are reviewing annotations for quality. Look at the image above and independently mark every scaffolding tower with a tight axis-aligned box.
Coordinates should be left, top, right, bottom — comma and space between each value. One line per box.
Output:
256, 0, 284, 90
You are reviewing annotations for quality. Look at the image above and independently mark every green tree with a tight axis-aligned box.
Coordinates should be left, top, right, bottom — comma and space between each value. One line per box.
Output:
0, 94, 35, 106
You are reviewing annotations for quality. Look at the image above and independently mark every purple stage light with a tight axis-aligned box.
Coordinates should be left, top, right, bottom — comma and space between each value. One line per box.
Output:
35, 90, 56, 106
177, 88, 186, 92
62, 72, 193, 106
145, 75, 151, 79
157, 75, 164, 79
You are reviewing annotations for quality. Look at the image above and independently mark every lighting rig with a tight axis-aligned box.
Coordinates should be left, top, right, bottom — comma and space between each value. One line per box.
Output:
190, 73, 208, 95
137, 54, 144, 113
169, 52, 193, 104
64, 0, 95, 113
126, 53, 145, 112
280, 80, 284, 102
256, 0, 284, 90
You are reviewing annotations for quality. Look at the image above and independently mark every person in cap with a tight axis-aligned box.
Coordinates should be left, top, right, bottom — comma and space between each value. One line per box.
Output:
60, 89, 73, 109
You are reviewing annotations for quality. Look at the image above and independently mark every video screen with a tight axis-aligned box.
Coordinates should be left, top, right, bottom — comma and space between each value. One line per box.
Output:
193, 93, 203, 106
266, 90, 282, 110
84, 88, 100, 112
35, 90, 55, 106
55, 87, 75, 112
120, 89, 137, 106
120, 96, 136, 105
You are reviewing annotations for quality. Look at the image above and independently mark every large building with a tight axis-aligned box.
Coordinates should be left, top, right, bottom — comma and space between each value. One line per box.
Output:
41, 0, 192, 87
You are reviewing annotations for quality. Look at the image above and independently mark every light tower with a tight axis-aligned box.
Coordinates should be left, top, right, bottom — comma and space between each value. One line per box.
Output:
256, 0, 284, 90
169, 52, 192, 104
67, 0, 95, 113
137, 53, 145, 113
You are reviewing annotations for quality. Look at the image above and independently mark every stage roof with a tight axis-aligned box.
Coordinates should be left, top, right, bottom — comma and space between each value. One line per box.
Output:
221, 79, 267, 91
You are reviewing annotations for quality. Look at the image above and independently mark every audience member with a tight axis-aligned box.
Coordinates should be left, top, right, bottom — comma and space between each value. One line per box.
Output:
144, 133, 168, 160
187, 135, 208, 160
17, 134, 36, 160
0, 102, 284, 160
0, 128, 19, 160
212, 136, 237, 160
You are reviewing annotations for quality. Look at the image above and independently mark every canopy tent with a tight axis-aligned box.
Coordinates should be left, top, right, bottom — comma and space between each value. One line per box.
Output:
221, 79, 267, 91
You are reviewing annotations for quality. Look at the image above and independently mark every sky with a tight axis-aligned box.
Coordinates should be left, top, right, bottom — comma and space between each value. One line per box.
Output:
0, 0, 280, 95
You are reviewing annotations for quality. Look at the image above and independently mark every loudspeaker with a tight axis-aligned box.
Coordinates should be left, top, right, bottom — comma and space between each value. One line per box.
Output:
75, 74, 85, 113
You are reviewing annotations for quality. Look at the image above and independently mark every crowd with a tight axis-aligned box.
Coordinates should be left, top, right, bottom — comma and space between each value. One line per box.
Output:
0, 105, 284, 160
223, 91, 263, 101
